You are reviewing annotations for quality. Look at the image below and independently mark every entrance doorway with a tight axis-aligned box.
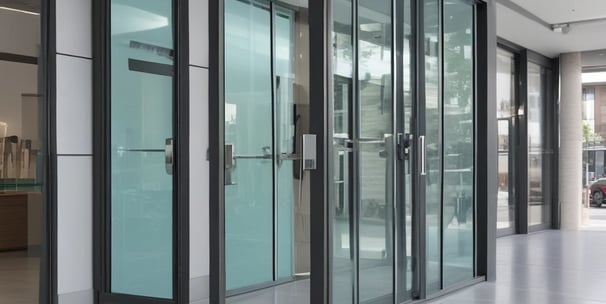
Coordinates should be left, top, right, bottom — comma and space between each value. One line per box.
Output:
222, 0, 311, 296
0, 1, 44, 303
328, 0, 478, 302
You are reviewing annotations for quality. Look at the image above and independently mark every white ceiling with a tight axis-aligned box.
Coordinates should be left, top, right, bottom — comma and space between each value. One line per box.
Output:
511, 0, 606, 24
497, 2, 606, 58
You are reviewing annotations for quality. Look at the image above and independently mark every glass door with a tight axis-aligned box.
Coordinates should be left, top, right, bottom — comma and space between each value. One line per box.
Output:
223, 0, 310, 295
104, 0, 177, 301
496, 47, 516, 236
328, 0, 477, 302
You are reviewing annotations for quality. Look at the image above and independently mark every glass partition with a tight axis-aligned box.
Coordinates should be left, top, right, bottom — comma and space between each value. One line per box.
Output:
423, 0, 442, 293
223, 0, 310, 294
442, 0, 475, 287
496, 48, 516, 234
527, 62, 550, 227
109, 0, 175, 298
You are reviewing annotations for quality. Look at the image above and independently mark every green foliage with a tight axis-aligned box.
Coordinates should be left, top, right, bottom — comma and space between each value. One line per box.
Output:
583, 122, 603, 143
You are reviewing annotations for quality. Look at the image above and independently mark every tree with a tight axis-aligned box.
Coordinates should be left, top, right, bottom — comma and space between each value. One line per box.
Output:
583, 122, 603, 143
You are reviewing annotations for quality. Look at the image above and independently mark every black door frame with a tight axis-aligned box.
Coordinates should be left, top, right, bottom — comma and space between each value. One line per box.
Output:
42, 0, 58, 302
497, 37, 560, 235
92, 0, 190, 303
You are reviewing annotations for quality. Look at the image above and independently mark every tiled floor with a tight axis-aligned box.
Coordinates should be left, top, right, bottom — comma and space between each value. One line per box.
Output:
226, 208, 606, 304
0, 250, 39, 304
428, 208, 606, 304
227, 279, 309, 304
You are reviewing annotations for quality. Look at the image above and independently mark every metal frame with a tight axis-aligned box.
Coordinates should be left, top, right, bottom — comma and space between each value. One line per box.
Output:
495, 39, 522, 237
476, 0, 497, 282
92, 0, 190, 303
41, 0, 58, 302
209, 0, 498, 303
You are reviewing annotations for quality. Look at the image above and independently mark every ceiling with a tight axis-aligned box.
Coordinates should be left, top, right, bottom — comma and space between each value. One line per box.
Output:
0, 0, 39, 13
497, 1, 606, 58
510, 0, 606, 24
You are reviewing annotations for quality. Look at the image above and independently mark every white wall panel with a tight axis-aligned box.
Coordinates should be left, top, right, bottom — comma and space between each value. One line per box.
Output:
189, 66, 209, 279
56, 55, 92, 155
57, 156, 92, 294
56, 0, 92, 57
189, 0, 209, 68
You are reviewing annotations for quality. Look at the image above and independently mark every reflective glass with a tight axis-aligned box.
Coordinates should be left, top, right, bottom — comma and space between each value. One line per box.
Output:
275, 8, 295, 280
358, 0, 395, 301
496, 48, 516, 232
331, 0, 354, 302
528, 62, 546, 226
442, 0, 474, 287
0, 4, 43, 303
224, 0, 274, 290
110, 0, 174, 298
424, 0, 442, 293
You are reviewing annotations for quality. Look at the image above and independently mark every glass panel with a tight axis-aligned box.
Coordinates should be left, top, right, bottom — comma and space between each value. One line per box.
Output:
110, 0, 174, 298
0, 4, 43, 302
424, 0, 442, 293
496, 48, 515, 231
275, 8, 295, 280
527, 62, 545, 226
331, 0, 354, 302
358, 0, 394, 302
400, 0, 414, 300
224, 0, 273, 290
442, 0, 474, 287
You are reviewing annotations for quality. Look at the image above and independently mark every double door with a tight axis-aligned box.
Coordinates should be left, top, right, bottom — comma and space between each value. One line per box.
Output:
329, 0, 477, 302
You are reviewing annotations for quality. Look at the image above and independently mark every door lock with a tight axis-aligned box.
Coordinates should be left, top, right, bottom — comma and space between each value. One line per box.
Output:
397, 133, 413, 160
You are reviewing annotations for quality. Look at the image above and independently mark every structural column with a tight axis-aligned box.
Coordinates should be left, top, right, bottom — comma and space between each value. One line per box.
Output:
559, 52, 583, 229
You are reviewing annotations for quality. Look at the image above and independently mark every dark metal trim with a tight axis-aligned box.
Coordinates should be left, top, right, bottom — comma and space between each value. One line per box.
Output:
475, 0, 497, 282
209, 0, 226, 301
40, 0, 58, 302
414, 0, 427, 297
497, 37, 524, 55
128, 59, 174, 76
551, 57, 560, 230
0, 52, 38, 64
515, 50, 529, 234
92, 0, 107, 302
175, 0, 191, 301
309, 0, 328, 303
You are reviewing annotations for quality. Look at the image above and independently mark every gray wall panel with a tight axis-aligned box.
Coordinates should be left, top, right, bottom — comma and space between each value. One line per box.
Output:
56, 0, 92, 58
56, 55, 92, 155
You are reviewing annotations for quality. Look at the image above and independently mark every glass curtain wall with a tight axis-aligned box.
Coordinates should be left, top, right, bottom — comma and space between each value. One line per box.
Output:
442, 0, 475, 287
328, 0, 477, 302
223, 0, 310, 293
527, 62, 552, 228
496, 48, 516, 234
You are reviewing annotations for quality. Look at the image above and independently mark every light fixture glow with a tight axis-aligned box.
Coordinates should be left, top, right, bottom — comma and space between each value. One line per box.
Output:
0, 6, 39, 16
583, 72, 606, 84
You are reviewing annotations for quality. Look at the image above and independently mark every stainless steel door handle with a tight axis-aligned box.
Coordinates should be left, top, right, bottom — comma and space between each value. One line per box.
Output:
165, 138, 173, 175
419, 135, 426, 176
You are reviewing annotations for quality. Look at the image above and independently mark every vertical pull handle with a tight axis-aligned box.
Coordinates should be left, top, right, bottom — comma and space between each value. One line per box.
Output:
165, 138, 173, 175
419, 135, 426, 176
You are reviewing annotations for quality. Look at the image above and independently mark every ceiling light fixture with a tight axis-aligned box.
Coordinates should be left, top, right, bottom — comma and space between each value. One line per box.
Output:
552, 23, 571, 34
0, 6, 39, 16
